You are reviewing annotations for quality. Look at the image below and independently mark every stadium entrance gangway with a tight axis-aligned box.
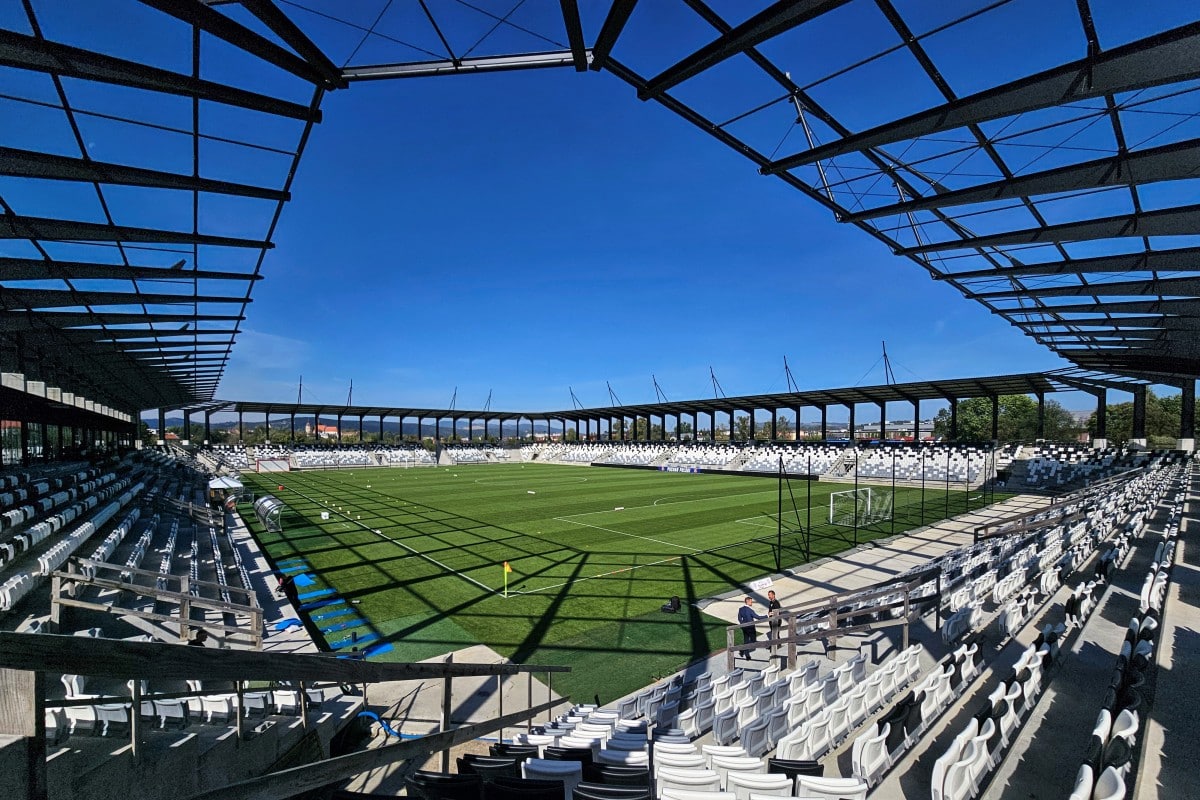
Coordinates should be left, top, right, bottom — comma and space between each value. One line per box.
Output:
0, 630, 568, 800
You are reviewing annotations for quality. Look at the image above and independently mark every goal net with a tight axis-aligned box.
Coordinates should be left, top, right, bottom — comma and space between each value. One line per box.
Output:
829, 487, 893, 526
256, 458, 291, 473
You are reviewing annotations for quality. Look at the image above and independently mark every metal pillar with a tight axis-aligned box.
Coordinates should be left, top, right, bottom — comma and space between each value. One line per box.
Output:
1178, 381, 1195, 452
1093, 391, 1108, 449
990, 396, 999, 442
949, 398, 958, 440
820, 405, 827, 442
847, 404, 856, 443
1036, 393, 1046, 440
912, 400, 920, 442
878, 401, 886, 441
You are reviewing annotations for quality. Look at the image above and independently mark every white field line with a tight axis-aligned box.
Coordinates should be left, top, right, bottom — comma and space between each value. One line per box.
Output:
557, 487, 779, 520
509, 552, 687, 596
286, 483, 499, 596
553, 516, 702, 552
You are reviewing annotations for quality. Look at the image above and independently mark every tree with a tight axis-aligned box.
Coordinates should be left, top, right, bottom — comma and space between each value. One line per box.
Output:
776, 415, 793, 440
734, 415, 752, 441
1087, 389, 1181, 446
932, 395, 1080, 442
677, 420, 694, 441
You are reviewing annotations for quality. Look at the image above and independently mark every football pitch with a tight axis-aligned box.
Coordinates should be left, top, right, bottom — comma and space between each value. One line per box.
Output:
241, 463, 997, 702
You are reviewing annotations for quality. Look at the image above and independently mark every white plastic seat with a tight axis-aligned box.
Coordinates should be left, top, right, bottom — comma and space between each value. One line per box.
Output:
654, 753, 707, 778
804, 710, 833, 759
725, 771, 792, 800
655, 742, 699, 756
152, 698, 189, 729
739, 717, 771, 758
710, 755, 764, 791
657, 767, 722, 794
1111, 708, 1139, 746
701, 744, 747, 767
660, 790, 733, 800
850, 722, 890, 786
523, 757, 583, 797
764, 707, 788, 751
941, 741, 978, 800
1066, 763, 1092, 800
597, 748, 647, 767
826, 696, 851, 746
712, 708, 740, 746
794, 774, 868, 800
1092, 765, 1126, 800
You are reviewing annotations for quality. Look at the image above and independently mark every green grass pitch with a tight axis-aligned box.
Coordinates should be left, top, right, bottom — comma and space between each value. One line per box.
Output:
241, 463, 998, 702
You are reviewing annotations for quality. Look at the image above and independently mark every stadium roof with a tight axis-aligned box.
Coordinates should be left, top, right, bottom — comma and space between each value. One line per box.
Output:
208, 369, 1140, 423
2, 1, 1197, 414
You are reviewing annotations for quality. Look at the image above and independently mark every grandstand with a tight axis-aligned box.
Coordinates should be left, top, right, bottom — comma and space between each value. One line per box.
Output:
2, 3, 1199, 800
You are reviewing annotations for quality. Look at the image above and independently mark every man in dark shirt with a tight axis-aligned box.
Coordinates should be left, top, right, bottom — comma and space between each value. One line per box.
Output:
737, 596, 766, 659
766, 590, 782, 650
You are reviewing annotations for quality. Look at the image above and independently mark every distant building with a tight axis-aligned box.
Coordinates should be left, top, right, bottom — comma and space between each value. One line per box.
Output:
304, 421, 339, 439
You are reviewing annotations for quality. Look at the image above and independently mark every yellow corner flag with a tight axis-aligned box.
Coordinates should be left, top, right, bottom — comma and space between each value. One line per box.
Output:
503, 561, 512, 598
504, 561, 513, 573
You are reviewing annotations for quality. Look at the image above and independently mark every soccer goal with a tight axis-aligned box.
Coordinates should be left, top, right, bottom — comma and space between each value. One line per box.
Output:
829, 487, 893, 526
256, 458, 291, 473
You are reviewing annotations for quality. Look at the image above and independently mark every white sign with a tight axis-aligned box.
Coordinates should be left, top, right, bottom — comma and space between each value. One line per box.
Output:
750, 577, 774, 592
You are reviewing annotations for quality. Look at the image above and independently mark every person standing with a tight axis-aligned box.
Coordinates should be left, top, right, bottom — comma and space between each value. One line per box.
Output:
737, 596, 766, 659
766, 590, 782, 650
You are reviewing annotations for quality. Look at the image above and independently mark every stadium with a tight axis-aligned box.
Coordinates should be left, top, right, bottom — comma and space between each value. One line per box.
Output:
0, 3, 1197, 800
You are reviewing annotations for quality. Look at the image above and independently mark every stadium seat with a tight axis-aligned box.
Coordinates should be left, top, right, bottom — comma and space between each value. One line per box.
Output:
724, 771, 791, 800
656, 767, 722, 794
407, 771, 482, 800
793, 775, 868, 800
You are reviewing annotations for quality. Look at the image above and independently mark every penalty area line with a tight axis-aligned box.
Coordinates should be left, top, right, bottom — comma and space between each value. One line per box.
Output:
510, 554, 685, 596
553, 516, 701, 553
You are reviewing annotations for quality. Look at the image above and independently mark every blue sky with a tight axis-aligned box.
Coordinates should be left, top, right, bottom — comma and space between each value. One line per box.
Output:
217, 47, 1068, 414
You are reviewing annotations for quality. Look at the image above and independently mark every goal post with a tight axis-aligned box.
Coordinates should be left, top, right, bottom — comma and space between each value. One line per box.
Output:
829, 487, 893, 526
256, 458, 291, 473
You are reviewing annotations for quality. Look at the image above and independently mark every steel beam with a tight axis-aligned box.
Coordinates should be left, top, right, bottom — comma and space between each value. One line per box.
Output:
238, 0, 344, 86
898, 204, 1200, 256
763, 20, 1200, 172
0, 29, 320, 122
343, 51, 583, 81
932, 247, 1200, 282
14, 328, 238, 342
638, 0, 848, 100
0, 256, 261, 282
0, 214, 272, 249
0, 287, 245, 308
846, 138, 1200, 222
977, 275, 1200, 300
137, 0, 335, 87
559, 0, 588, 71
0, 311, 244, 331
1001, 298, 1200, 315
590, 0, 637, 71
0, 146, 288, 200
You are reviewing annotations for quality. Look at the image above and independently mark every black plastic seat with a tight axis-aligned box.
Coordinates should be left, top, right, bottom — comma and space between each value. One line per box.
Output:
543, 746, 593, 765
482, 776, 565, 800
458, 755, 520, 781
572, 782, 651, 800
491, 743, 540, 762
584, 764, 650, 786
407, 770, 483, 800
767, 757, 823, 779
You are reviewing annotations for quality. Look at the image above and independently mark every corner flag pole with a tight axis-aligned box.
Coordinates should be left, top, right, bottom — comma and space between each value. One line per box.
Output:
503, 561, 512, 598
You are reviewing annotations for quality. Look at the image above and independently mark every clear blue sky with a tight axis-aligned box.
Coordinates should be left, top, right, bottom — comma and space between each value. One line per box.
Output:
218, 50, 1069, 414
10, 1, 1190, 419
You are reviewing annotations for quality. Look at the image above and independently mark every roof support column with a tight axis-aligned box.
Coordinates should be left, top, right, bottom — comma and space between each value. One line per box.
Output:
238, 411, 243, 444
1178, 381, 1195, 452
878, 402, 886, 442
205, 411, 212, 444
771, 409, 777, 441
912, 400, 920, 442
847, 404, 856, 443
1093, 391, 1108, 449
1036, 393, 1046, 440
1130, 388, 1147, 447
820, 405, 827, 442
990, 396, 999, 443
358, 415, 364, 442
949, 399, 958, 440
289, 413, 295, 443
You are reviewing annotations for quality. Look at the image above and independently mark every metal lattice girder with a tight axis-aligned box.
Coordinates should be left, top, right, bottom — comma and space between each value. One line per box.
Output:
590, 0, 637, 71
237, 0, 345, 87
0, 287, 246, 309
343, 51, 584, 81
763, 20, 1200, 172
0, 214, 271, 248
0, 256, 262, 282
1020, 317, 1200, 331
1034, 330, 1163, 341
16, 328, 238, 342
135, 0, 336, 87
0, 147, 289, 200
1002, 298, 1200, 315
932, 247, 1200, 282
977, 276, 1200, 301
845, 139, 1200, 222
0, 29, 320, 121
898, 204, 1200, 256
0, 311, 244, 331
637, 0, 849, 100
